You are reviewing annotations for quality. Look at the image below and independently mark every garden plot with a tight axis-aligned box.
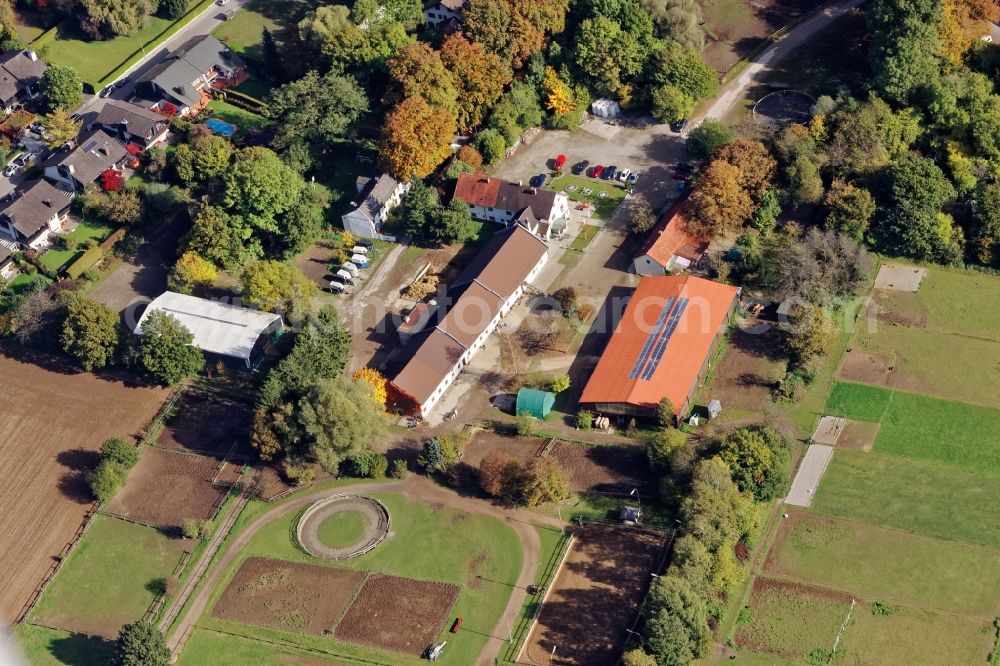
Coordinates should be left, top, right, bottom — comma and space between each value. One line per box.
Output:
212, 557, 366, 636
523, 524, 666, 665
874, 264, 926, 291
334, 574, 459, 655
103, 448, 226, 529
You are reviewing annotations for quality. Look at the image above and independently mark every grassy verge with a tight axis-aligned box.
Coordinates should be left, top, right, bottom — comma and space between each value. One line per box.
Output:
13, 624, 117, 666
568, 224, 600, 252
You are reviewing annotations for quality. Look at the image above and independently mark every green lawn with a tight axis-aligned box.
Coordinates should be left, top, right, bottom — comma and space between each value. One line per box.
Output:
39, 219, 116, 274
824, 381, 893, 422
193, 492, 522, 666
767, 513, 1000, 615
918, 266, 1000, 339
733, 578, 852, 662
547, 174, 625, 220
38, 0, 212, 87
206, 100, 273, 137
315, 510, 367, 549
211, 0, 323, 62
14, 624, 117, 666
812, 449, 1000, 550
30, 515, 190, 639
568, 224, 600, 252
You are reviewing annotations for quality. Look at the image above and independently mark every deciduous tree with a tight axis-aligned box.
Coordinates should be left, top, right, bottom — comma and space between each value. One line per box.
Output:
172, 134, 233, 185
688, 160, 752, 236
137, 310, 204, 385
823, 179, 875, 242
267, 69, 368, 148
43, 107, 81, 149
718, 425, 790, 501
168, 251, 217, 294
222, 147, 305, 235
186, 204, 247, 271
352, 367, 388, 408
379, 96, 456, 179
239, 259, 316, 313
686, 121, 734, 159
714, 139, 776, 200
117, 620, 170, 666
295, 377, 387, 471
874, 153, 958, 260
77, 0, 153, 40
440, 34, 511, 132
387, 42, 459, 117
61, 292, 119, 370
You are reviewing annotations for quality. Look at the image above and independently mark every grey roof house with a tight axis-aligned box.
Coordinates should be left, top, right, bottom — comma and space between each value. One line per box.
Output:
0, 50, 47, 113
341, 174, 409, 239
0, 179, 73, 248
133, 35, 245, 115
42, 129, 129, 192
94, 99, 170, 148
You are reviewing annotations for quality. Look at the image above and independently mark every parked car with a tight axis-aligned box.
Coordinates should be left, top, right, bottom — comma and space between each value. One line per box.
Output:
98, 83, 115, 98
351, 245, 369, 256
589, 165, 604, 178
216, 0, 229, 5
14, 153, 33, 168
571, 160, 590, 175
627, 171, 640, 185
553, 154, 566, 170
2, 162, 18, 177
603, 165, 618, 180
340, 262, 359, 277
670, 119, 689, 133
328, 281, 348, 294
356, 238, 374, 248
617, 168, 632, 182
350, 253, 369, 268
529, 173, 546, 188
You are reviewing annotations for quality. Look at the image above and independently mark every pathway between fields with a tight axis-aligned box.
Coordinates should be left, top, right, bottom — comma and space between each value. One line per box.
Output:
691, 0, 866, 126
163, 474, 563, 665
159, 469, 260, 639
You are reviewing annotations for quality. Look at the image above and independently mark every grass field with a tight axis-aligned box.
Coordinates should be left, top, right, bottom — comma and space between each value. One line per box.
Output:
194, 492, 521, 665
734, 578, 851, 661
824, 381, 1000, 475
30, 515, 190, 638
916, 266, 1000, 339
547, 174, 625, 220
212, 0, 323, 62
39, 219, 115, 274
766, 513, 1000, 615
810, 449, 1000, 550
14, 624, 117, 666
206, 100, 273, 137
315, 510, 367, 550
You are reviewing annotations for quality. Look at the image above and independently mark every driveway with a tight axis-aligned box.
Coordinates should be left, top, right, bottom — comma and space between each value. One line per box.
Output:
73, 0, 249, 124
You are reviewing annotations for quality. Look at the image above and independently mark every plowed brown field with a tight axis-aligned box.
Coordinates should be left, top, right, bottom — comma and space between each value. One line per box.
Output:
0, 349, 168, 624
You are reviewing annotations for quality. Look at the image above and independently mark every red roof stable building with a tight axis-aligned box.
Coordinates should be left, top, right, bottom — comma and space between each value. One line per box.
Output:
631, 202, 710, 275
579, 275, 740, 420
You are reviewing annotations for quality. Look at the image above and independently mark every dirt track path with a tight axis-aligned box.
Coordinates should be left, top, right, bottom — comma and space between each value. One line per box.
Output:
692, 0, 866, 126
164, 474, 562, 664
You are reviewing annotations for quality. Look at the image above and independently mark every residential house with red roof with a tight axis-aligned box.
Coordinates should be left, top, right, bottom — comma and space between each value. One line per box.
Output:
452, 172, 569, 240
632, 202, 709, 275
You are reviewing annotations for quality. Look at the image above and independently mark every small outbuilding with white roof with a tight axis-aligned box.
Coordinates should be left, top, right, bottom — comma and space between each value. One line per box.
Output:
136, 291, 284, 367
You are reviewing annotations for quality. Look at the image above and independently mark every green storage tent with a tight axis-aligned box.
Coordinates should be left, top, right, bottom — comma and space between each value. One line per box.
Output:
516, 388, 556, 419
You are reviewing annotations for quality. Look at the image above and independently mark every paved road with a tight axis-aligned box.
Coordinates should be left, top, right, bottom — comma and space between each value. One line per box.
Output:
692, 0, 866, 126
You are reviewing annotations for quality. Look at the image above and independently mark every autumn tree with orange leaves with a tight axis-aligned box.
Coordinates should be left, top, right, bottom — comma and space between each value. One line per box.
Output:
352, 367, 388, 408
379, 96, 456, 179
440, 34, 512, 132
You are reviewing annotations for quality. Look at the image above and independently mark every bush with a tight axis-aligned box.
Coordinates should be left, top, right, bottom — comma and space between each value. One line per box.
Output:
89, 437, 139, 502
576, 410, 593, 430
869, 600, 896, 616
656, 397, 675, 428
515, 410, 536, 437
389, 458, 408, 479
66, 246, 103, 280
61, 235, 78, 251
344, 449, 389, 478
687, 121, 735, 159
181, 519, 200, 539
549, 374, 571, 393
475, 128, 506, 165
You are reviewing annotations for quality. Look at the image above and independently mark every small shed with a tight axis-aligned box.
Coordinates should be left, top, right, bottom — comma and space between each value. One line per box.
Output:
708, 399, 722, 420
516, 388, 556, 419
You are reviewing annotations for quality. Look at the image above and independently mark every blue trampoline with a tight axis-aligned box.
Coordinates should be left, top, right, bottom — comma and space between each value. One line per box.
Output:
204, 118, 236, 137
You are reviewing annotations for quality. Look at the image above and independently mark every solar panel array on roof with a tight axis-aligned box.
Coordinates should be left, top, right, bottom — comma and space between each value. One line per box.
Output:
82, 140, 97, 152
628, 298, 674, 379
642, 298, 689, 380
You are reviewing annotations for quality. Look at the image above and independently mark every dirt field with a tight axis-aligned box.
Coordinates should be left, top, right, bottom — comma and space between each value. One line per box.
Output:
156, 390, 254, 460
706, 328, 785, 413
838, 420, 880, 452
701, 0, 826, 72
548, 442, 656, 494
870, 290, 927, 327
838, 350, 891, 385
334, 574, 459, 655
463, 430, 545, 467
0, 349, 169, 624
524, 524, 666, 665
212, 556, 366, 635
104, 448, 225, 529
